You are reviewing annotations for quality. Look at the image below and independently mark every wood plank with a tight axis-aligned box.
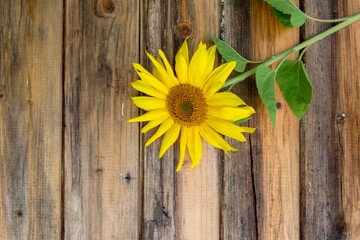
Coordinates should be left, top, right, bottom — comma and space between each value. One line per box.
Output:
221, 1, 257, 239
63, 0, 140, 239
174, 0, 220, 239
173, 1, 221, 238
141, 0, 221, 239
0, 1, 63, 239
141, 0, 176, 239
250, 1, 300, 239
300, 1, 341, 237
301, 0, 360, 238
336, 1, 360, 237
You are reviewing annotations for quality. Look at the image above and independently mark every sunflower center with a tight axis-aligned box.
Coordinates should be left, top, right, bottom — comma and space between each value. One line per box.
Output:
179, 101, 193, 116
167, 84, 207, 127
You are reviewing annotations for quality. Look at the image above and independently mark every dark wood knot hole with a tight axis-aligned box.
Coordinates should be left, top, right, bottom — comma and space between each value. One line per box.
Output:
102, 0, 115, 13
176, 22, 193, 39
17, 210, 23, 217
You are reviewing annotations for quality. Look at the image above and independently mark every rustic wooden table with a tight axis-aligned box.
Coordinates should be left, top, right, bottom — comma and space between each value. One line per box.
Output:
1, 0, 359, 239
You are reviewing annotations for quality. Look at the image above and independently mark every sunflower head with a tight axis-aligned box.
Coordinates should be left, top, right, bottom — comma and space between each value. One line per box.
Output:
129, 39, 256, 171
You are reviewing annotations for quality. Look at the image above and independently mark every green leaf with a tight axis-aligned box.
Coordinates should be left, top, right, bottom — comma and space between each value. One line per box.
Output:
207, 35, 251, 73
256, 64, 277, 126
270, 7, 293, 28
233, 117, 252, 124
276, 59, 312, 119
265, 0, 307, 27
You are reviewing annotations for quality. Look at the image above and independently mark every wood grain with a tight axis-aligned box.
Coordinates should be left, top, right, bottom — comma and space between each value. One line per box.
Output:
336, 1, 360, 237
141, 0, 176, 239
221, 1, 257, 239
301, 0, 360, 239
1, 1, 359, 239
250, 1, 300, 239
63, 0, 140, 239
173, 1, 221, 239
300, 1, 342, 237
141, 0, 221, 239
0, 0, 63, 239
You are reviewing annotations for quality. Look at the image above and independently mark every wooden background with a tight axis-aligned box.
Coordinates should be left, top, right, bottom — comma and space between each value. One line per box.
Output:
0, 0, 359, 239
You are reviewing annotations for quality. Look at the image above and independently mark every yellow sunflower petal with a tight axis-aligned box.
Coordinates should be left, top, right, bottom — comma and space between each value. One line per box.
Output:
133, 63, 152, 75
159, 50, 179, 82
238, 126, 257, 133
206, 119, 249, 142
207, 106, 255, 122
203, 81, 224, 97
203, 45, 216, 79
187, 127, 202, 169
141, 115, 169, 133
206, 92, 247, 107
203, 61, 236, 96
176, 127, 188, 171
146, 52, 178, 88
175, 53, 188, 84
128, 109, 169, 123
131, 96, 166, 111
145, 117, 174, 146
189, 42, 208, 87
134, 64, 169, 95
176, 38, 189, 65
159, 123, 181, 158
136, 72, 169, 95
198, 124, 237, 152
131, 80, 167, 99
152, 57, 165, 81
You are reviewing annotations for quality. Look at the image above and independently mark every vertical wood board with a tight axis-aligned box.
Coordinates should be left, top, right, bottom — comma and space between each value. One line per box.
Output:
173, 1, 221, 239
64, 0, 140, 239
141, 0, 221, 239
0, 1, 63, 239
250, 1, 300, 239
141, 0, 176, 239
221, 0, 257, 239
301, 0, 360, 239
336, 1, 360, 237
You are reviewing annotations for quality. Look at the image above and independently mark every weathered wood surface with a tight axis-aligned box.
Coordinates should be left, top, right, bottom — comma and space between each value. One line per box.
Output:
222, 1, 300, 239
0, 0, 359, 239
64, 0, 140, 239
0, 0, 63, 239
141, 1, 176, 238
250, 1, 300, 239
221, 1, 257, 239
141, 0, 221, 239
301, 0, 360, 239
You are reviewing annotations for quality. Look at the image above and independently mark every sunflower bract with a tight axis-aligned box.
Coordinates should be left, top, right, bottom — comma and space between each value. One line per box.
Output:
129, 39, 256, 171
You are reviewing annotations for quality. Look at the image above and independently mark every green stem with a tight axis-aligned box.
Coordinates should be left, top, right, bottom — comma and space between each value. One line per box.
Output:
298, 45, 310, 60
306, 15, 351, 23
222, 12, 360, 88
275, 51, 294, 73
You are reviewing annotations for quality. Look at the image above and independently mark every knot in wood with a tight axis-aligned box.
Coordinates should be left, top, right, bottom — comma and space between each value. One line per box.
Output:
0, 85, 5, 99
95, 168, 103, 175
101, 0, 115, 13
93, 0, 117, 18
176, 22, 193, 39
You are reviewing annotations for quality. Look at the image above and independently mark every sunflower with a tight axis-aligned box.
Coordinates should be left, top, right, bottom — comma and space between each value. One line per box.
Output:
129, 39, 256, 171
